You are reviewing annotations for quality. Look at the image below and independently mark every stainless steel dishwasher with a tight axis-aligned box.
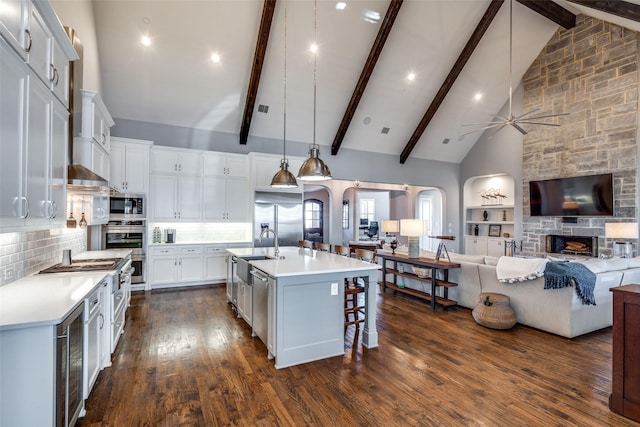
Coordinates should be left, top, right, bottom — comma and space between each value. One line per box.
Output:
250, 267, 270, 353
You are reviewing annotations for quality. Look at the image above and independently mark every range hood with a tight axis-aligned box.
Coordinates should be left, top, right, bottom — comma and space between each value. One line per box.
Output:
67, 164, 108, 187
65, 27, 109, 189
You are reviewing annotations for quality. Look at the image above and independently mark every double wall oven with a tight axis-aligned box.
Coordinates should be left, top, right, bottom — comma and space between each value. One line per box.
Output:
102, 221, 145, 284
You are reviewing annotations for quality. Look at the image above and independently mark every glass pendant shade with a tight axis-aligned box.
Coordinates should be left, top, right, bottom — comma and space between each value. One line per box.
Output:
298, 146, 332, 181
271, 159, 298, 188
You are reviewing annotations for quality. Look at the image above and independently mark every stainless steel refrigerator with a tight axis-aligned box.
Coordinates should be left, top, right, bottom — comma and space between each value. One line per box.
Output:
254, 191, 303, 247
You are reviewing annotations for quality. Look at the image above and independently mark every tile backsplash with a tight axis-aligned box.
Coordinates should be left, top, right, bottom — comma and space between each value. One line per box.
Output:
0, 228, 87, 286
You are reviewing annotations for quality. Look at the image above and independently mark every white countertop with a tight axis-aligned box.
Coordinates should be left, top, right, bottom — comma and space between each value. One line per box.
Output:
227, 246, 381, 278
0, 272, 109, 331
0, 249, 131, 331
74, 249, 132, 260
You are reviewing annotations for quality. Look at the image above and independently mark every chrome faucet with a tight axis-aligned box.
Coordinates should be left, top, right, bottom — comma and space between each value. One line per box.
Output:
259, 227, 280, 258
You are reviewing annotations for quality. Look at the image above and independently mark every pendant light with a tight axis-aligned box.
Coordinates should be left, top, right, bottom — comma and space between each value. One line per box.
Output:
297, 0, 332, 182
271, 0, 299, 188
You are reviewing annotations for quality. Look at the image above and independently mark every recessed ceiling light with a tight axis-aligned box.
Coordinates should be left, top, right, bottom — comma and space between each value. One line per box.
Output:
141, 35, 151, 47
336, 2, 346, 10
211, 53, 221, 63
362, 10, 380, 23
407, 72, 416, 82
474, 92, 483, 101
310, 43, 318, 54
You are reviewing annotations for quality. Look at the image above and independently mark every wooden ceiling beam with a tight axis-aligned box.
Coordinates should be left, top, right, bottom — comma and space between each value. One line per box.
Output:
566, 0, 640, 23
239, 0, 277, 145
330, 0, 404, 156
399, 0, 504, 164
517, 0, 576, 29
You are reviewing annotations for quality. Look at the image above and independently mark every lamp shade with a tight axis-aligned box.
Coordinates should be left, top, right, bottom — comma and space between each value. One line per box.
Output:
297, 147, 332, 181
381, 220, 399, 233
400, 219, 428, 237
271, 159, 298, 188
605, 222, 639, 239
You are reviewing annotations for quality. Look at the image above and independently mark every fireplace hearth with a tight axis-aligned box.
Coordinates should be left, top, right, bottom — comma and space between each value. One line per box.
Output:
545, 235, 598, 257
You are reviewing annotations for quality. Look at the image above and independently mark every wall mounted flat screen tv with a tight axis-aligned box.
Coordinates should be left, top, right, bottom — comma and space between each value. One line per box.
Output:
529, 173, 613, 217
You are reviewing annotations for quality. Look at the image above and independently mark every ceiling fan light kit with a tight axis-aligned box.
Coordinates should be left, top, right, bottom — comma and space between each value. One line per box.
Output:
460, 0, 568, 139
271, 0, 298, 189
298, 0, 332, 182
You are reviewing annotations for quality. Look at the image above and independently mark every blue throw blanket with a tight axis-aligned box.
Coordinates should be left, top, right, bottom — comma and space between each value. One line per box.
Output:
544, 261, 597, 305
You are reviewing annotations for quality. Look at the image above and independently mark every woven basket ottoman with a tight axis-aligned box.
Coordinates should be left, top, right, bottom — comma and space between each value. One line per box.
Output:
472, 292, 517, 330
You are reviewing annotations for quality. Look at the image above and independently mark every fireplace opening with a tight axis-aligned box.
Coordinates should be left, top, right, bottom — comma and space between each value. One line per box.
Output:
545, 235, 598, 257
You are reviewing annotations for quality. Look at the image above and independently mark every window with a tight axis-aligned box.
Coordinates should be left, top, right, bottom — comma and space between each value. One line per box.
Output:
359, 198, 375, 224
304, 200, 322, 229
342, 200, 349, 229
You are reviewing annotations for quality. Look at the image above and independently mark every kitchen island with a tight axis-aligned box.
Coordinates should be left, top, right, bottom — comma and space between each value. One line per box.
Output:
226, 247, 380, 369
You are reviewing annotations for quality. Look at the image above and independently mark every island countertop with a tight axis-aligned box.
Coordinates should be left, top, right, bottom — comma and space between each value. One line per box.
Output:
227, 246, 380, 278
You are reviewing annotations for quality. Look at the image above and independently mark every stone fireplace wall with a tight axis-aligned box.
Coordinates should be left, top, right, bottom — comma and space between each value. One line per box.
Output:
521, 15, 639, 256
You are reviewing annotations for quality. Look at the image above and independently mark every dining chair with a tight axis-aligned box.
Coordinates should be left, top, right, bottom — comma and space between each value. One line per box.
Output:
315, 242, 331, 252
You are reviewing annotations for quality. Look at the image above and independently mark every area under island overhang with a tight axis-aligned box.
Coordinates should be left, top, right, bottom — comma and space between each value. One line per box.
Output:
226, 247, 381, 369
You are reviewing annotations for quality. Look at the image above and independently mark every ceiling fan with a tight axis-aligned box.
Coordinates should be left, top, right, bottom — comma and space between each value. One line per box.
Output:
460, 0, 568, 139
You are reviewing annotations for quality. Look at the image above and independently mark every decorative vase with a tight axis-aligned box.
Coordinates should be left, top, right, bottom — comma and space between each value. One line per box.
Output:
483, 210, 488, 221
502, 210, 507, 221
474, 224, 479, 236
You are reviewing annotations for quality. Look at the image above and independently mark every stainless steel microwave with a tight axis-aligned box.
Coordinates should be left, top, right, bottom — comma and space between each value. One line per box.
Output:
109, 194, 145, 219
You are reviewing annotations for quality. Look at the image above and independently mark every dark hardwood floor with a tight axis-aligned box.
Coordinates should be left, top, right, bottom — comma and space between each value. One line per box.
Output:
78, 284, 638, 427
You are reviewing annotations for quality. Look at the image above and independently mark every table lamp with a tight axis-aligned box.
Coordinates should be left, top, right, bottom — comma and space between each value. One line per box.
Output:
605, 222, 639, 258
400, 219, 428, 258
381, 220, 399, 254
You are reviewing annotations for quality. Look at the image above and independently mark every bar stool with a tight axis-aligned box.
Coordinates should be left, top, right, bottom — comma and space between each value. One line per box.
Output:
334, 245, 350, 257
315, 242, 331, 252
302, 240, 314, 249
345, 249, 375, 342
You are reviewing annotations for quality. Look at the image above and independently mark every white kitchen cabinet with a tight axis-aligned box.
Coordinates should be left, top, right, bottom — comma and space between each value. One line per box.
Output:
0, 0, 29, 60
84, 284, 104, 399
202, 152, 248, 178
464, 236, 487, 256
237, 280, 253, 326
205, 246, 227, 282
203, 176, 250, 221
250, 152, 305, 192
0, 38, 68, 231
110, 137, 153, 194
148, 245, 205, 288
150, 173, 202, 221
150, 146, 202, 175
78, 89, 114, 152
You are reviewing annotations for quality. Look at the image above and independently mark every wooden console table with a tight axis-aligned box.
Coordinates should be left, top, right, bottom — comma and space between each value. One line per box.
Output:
610, 284, 640, 423
377, 252, 460, 309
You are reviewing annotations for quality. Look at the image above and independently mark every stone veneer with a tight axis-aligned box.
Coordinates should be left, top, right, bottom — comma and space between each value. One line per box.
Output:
521, 15, 639, 256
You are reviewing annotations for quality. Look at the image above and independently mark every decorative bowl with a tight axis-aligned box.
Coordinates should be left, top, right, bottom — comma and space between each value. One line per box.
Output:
412, 267, 429, 278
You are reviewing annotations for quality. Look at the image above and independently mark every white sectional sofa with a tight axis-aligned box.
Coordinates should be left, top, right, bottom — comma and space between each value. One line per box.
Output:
380, 247, 640, 338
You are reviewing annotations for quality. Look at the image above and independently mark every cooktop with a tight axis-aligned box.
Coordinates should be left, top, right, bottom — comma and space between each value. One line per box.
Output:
39, 258, 125, 274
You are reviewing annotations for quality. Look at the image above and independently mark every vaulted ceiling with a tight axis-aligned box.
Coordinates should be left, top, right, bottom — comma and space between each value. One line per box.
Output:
89, 0, 640, 164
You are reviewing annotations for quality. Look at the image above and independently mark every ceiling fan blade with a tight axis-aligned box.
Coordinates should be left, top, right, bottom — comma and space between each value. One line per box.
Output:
461, 121, 501, 127
515, 108, 540, 120
518, 121, 561, 127
510, 122, 528, 135
458, 123, 504, 140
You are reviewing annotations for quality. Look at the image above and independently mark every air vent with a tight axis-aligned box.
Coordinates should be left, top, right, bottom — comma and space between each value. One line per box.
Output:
258, 104, 269, 113
381, 127, 390, 134
442, 138, 450, 144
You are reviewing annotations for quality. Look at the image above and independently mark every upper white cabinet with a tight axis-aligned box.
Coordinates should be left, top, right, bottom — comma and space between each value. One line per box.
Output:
79, 90, 114, 152
73, 90, 113, 181
203, 152, 248, 178
150, 173, 202, 221
110, 137, 153, 194
150, 146, 202, 175
250, 152, 304, 192
0, 0, 30, 60
202, 152, 249, 221
0, 38, 68, 231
